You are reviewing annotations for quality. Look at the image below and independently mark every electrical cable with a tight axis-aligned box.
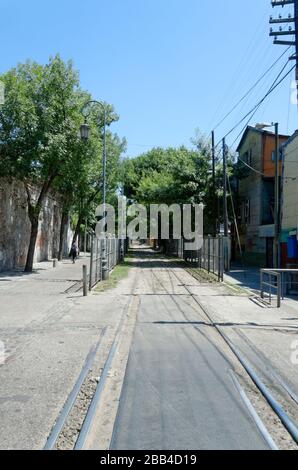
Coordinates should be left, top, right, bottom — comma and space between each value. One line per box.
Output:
216, 61, 295, 148
213, 47, 291, 132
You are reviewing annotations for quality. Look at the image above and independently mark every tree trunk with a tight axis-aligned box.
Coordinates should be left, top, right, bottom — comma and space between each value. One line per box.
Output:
58, 211, 69, 261
24, 173, 57, 273
72, 215, 84, 246
24, 215, 39, 273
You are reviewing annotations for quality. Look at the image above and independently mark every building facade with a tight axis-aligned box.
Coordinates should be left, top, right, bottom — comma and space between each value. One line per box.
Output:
236, 126, 289, 267
281, 131, 298, 268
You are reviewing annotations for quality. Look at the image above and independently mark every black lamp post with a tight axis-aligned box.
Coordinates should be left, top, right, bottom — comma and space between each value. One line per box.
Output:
80, 100, 109, 280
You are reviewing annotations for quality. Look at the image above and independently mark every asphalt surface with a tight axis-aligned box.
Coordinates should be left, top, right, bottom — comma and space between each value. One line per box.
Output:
111, 252, 270, 450
0, 256, 129, 450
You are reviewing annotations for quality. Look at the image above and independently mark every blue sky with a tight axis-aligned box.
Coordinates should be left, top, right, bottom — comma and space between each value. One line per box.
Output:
1, 0, 297, 156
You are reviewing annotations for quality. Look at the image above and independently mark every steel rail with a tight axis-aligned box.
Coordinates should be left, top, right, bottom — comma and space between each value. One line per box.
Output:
235, 328, 298, 406
170, 268, 298, 445
44, 263, 138, 451
229, 370, 279, 450
44, 327, 107, 450
74, 313, 126, 449
74, 271, 139, 450
150, 266, 279, 448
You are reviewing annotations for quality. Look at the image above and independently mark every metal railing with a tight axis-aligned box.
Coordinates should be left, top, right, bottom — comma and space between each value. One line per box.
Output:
197, 236, 225, 282
89, 237, 103, 290
260, 268, 298, 308
88, 236, 124, 290
166, 236, 228, 282
260, 269, 282, 308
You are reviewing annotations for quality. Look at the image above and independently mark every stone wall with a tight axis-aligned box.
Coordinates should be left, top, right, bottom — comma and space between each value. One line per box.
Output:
0, 178, 70, 272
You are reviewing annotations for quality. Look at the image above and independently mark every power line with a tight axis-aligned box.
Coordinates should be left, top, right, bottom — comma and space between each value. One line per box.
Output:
216, 61, 295, 148
213, 47, 291, 131
270, 0, 298, 103
208, 9, 272, 129
228, 64, 294, 151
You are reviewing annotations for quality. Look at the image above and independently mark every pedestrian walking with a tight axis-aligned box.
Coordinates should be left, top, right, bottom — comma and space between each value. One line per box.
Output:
70, 242, 78, 264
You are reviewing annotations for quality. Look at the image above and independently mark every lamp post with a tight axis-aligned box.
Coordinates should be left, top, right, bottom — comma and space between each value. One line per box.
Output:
80, 100, 111, 280
256, 122, 280, 269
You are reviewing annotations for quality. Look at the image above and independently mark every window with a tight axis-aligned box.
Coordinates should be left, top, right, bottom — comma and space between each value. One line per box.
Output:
244, 198, 250, 224
243, 150, 252, 166
271, 148, 282, 162
240, 199, 250, 225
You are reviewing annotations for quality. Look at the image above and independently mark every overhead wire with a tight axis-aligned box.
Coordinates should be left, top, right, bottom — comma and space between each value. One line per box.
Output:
217, 60, 295, 148
213, 47, 291, 132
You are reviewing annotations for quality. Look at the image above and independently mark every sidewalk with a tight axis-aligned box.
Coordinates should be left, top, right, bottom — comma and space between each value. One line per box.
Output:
196, 269, 298, 421
0, 253, 88, 282
0, 255, 133, 449
224, 264, 298, 311
224, 265, 261, 294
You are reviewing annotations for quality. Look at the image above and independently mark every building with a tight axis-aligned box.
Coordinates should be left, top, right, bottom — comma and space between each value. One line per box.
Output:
236, 125, 289, 267
0, 178, 73, 272
281, 131, 298, 268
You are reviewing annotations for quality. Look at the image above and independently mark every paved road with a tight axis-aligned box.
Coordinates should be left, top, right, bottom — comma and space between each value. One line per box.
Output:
111, 251, 269, 450
0, 256, 129, 450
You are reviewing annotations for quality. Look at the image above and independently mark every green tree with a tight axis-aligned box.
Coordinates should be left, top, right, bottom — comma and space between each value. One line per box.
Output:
0, 55, 83, 271
0, 56, 124, 271
122, 135, 237, 236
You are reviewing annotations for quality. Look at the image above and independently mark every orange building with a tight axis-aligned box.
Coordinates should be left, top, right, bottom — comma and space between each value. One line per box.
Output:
236, 126, 289, 267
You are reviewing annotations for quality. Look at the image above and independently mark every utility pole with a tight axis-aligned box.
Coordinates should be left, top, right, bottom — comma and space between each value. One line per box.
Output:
212, 131, 217, 237
270, 0, 298, 102
222, 138, 228, 238
274, 123, 280, 269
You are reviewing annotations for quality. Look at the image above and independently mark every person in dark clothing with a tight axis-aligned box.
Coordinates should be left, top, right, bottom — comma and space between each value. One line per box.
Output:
70, 242, 78, 264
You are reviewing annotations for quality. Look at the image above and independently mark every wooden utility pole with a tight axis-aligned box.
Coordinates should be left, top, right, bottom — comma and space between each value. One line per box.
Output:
274, 123, 280, 268
212, 131, 217, 236
270, 0, 298, 102
222, 138, 228, 237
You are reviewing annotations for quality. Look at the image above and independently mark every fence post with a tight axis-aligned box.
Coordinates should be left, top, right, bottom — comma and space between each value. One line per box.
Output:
208, 235, 211, 273
218, 236, 224, 282
260, 270, 264, 300
102, 238, 109, 281
221, 236, 224, 281
120, 239, 124, 262
277, 273, 281, 308
53, 259, 58, 268
217, 237, 221, 282
213, 238, 215, 274
83, 265, 88, 297
89, 236, 94, 291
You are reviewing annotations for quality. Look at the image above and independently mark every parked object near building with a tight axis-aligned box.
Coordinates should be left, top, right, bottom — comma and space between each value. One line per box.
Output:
0, 178, 73, 272
281, 131, 298, 271
236, 126, 289, 268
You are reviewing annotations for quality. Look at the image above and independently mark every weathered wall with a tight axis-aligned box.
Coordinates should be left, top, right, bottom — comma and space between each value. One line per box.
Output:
238, 130, 265, 264
0, 178, 69, 271
262, 133, 287, 178
282, 131, 298, 236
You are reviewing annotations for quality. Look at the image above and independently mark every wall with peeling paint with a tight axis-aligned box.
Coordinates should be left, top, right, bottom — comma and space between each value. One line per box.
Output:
0, 178, 70, 272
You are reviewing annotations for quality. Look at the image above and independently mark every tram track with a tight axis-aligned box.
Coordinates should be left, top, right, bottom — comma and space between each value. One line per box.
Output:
148, 266, 298, 448
168, 267, 298, 446
43, 253, 298, 451
44, 269, 140, 451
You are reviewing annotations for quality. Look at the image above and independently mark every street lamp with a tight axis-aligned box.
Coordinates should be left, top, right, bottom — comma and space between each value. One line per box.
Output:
80, 121, 90, 141
80, 100, 110, 280
256, 122, 280, 269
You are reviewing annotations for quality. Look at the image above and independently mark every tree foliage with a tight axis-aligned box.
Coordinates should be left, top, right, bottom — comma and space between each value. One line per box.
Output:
122, 134, 237, 235
0, 55, 125, 270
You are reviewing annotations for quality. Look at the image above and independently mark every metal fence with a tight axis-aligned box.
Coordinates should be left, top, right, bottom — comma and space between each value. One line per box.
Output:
89, 236, 124, 290
260, 268, 298, 308
166, 236, 228, 282
260, 270, 281, 308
